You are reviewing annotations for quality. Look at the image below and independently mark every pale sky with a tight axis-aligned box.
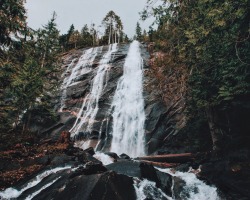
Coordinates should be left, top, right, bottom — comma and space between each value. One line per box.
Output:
25, 0, 155, 38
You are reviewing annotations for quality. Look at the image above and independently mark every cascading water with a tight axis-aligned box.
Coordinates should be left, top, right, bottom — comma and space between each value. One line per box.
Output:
59, 47, 100, 111
70, 43, 118, 138
0, 166, 71, 199
110, 40, 146, 157
134, 179, 172, 200
157, 168, 220, 200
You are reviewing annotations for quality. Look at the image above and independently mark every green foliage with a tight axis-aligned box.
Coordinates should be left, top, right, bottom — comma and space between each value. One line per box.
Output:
0, 10, 61, 134
143, 0, 250, 108
102, 10, 124, 44
142, 0, 250, 151
135, 22, 142, 41
0, 0, 27, 46
79, 24, 92, 47
11, 58, 43, 111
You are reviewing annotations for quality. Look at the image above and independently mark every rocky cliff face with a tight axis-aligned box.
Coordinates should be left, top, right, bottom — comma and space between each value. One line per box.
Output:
31, 42, 186, 155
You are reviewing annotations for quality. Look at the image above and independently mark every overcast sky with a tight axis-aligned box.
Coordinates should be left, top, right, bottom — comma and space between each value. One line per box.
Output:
25, 0, 155, 38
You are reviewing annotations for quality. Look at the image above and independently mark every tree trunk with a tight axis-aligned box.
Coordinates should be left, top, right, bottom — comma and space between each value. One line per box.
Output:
108, 25, 111, 45
140, 160, 179, 168
115, 30, 117, 43
135, 153, 194, 163
206, 106, 224, 152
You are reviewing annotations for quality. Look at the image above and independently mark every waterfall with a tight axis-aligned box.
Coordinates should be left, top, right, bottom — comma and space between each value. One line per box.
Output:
70, 43, 118, 137
110, 40, 145, 157
59, 47, 100, 111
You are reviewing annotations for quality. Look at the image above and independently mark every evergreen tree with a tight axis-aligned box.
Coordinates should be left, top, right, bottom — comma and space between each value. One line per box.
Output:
0, 11, 60, 133
102, 11, 124, 44
135, 22, 142, 41
79, 24, 92, 47
69, 30, 80, 48
90, 23, 97, 46
142, 29, 148, 42
66, 24, 75, 49
0, 0, 27, 46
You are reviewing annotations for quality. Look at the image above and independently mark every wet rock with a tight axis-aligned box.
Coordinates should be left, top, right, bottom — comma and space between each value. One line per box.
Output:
106, 160, 173, 196
172, 176, 188, 200
199, 161, 250, 199
50, 154, 75, 167
105, 152, 119, 160
84, 162, 107, 175
140, 162, 161, 186
83, 153, 102, 165
174, 163, 190, 172
29, 171, 136, 200
119, 153, 130, 159
156, 171, 173, 196
83, 147, 95, 156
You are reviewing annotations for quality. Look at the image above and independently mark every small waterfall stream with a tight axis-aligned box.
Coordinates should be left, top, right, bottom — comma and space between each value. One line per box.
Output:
60, 47, 101, 111
110, 41, 146, 157
70, 43, 118, 137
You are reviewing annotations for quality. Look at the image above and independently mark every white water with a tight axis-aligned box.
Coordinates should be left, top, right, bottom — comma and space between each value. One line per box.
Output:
157, 168, 220, 200
0, 166, 71, 199
134, 179, 172, 200
93, 152, 114, 165
110, 40, 146, 157
59, 47, 100, 111
25, 177, 61, 200
70, 43, 117, 137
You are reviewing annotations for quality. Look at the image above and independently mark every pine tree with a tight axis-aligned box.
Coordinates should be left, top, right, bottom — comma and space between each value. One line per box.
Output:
66, 24, 75, 49
79, 24, 92, 47
135, 22, 142, 41
102, 11, 124, 44
0, 0, 27, 46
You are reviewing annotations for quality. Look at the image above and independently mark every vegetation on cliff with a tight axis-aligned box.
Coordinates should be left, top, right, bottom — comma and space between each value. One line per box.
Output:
142, 0, 250, 155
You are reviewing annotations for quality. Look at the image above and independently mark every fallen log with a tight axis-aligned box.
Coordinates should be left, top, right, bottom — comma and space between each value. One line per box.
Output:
135, 153, 195, 163
140, 160, 179, 168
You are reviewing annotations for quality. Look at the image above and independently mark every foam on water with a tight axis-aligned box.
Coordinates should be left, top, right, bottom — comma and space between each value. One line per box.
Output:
25, 177, 61, 200
157, 168, 220, 200
134, 179, 172, 200
0, 166, 71, 199
93, 152, 114, 165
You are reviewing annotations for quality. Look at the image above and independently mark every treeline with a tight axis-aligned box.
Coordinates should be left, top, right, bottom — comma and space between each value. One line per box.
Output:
142, 0, 250, 154
59, 10, 129, 52
0, 1, 128, 134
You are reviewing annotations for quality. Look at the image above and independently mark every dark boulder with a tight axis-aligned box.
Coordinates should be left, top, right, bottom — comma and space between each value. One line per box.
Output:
198, 161, 250, 199
105, 152, 119, 160
106, 160, 172, 194
29, 171, 136, 200
50, 154, 75, 167
83, 147, 95, 156
172, 176, 188, 200
156, 171, 173, 196
69, 162, 107, 178
119, 153, 130, 159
